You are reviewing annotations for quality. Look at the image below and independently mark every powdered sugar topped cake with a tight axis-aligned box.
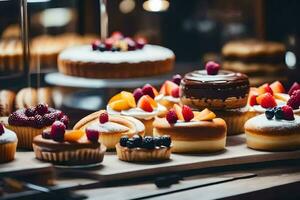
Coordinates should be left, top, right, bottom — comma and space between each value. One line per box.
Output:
58, 32, 175, 79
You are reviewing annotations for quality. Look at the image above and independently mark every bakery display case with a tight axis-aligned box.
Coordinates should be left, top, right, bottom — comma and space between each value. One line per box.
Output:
0, 1, 300, 199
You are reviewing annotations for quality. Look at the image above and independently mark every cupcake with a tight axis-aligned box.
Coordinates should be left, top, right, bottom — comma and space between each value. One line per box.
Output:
155, 74, 182, 110
73, 110, 145, 150
245, 105, 300, 151
107, 88, 166, 136
153, 104, 227, 153
116, 135, 172, 162
33, 121, 106, 165
180, 61, 251, 135
5, 103, 69, 149
248, 81, 300, 116
0, 123, 18, 163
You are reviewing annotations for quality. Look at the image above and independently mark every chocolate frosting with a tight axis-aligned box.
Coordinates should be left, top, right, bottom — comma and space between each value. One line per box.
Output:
181, 70, 250, 99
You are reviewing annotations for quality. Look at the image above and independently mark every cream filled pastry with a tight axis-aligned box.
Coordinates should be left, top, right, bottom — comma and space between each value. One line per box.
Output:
245, 106, 300, 151
108, 88, 166, 136
74, 110, 145, 149
153, 104, 227, 153
0, 124, 17, 163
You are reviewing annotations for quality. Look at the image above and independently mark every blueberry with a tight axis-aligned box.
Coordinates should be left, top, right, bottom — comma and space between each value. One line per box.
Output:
142, 136, 155, 149
154, 136, 163, 147
120, 135, 129, 147
161, 135, 171, 147
132, 135, 142, 147
274, 107, 284, 120
111, 47, 120, 52
265, 109, 274, 120
126, 138, 135, 148
99, 44, 106, 52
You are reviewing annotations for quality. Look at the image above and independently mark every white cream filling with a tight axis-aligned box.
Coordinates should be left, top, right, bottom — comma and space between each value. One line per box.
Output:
155, 94, 180, 103
88, 121, 129, 133
0, 128, 18, 144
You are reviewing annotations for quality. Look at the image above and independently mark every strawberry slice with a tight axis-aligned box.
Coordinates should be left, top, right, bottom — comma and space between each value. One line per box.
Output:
249, 95, 258, 106
137, 95, 153, 112
260, 93, 277, 108
258, 83, 273, 95
182, 105, 194, 122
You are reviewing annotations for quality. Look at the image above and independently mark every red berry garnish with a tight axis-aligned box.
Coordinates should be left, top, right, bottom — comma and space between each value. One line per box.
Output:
171, 87, 180, 98
260, 93, 277, 108
288, 82, 300, 96
172, 74, 182, 85
60, 115, 70, 128
182, 105, 194, 122
166, 109, 178, 124
111, 31, 124, 40
36, 103, 49, 115
133, 88, 144, 102
0, 124, 4, 135
249, 95, 258, 106
99, 112, 109, 124
85, 128, 99, 142
142, 84, 155, 99
205, 61, 220, 75
124, 37, 136, 51
104, 38, 114, 50
287, 89, 300, 109
50, 121, 66, 142
92, 40, 101, 51
42, 129, 52, 139
135, 37, 147, 49
281, 105, 295, 121
25, 108, 35, 117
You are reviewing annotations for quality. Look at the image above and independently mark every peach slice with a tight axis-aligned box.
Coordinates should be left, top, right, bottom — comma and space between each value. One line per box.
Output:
108, 93, 122, 104
65, 130, 85, 142
121, 91, 136, 108
173, 104, 184, 120
270, 81, 285, 93
109, 99, 130, 111
274, 93, 289, 102
159, 82, 167, 95
145, 95, 158, 108
137, 95, 153, 112
152, 87, 159, 97
193, 108, 216, 121
165, 80, 179, 96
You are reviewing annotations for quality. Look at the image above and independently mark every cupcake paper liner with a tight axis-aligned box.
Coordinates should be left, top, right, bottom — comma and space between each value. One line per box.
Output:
0, 142, 17, 163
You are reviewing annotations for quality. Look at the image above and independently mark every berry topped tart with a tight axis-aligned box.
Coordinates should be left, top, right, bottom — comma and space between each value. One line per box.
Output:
3, 103, 69, 149
0, 123, 17, 163
33, 121, 106, 165
107, 86, 166, 136
153, 104, 227, 153
116, 135, 172, 162
58, 31, 175, 79
155, 74, 182, 110
180, 61, 252, 135
244, 105, 300, 151
73, 110, 145, 150
248, 81, 300, 115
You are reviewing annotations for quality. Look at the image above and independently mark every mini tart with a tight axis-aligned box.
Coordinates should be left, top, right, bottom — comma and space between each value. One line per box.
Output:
181, 70, 250, 110
244, 114, 300, 151
215, 107, 257, 135
0, 127, 18, 163
153, 117, 227, 153
32, 135, 106, 165
73, 110, 145, 150
116, 143, 171, 162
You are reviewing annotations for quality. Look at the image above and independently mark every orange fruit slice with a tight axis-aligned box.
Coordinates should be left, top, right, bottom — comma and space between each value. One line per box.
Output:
109, 99, 130, 111
108, 93, 122, 104
65, 130, 85, 142
193, 108, 216, 121
121, 91, 136, 108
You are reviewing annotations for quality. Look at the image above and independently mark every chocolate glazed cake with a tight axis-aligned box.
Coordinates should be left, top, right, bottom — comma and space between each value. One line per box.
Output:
181, 70, 250, 110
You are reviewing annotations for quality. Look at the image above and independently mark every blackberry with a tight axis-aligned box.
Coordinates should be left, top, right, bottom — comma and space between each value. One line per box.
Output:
274, 107, 284, 120
126, 138, 135, 148
132, 135, 143, 147
120, 135, 129, 147
265, 109, 274, 120
154, 136, 163, 147
161, 135, 171, 147
142, 136, 155, 149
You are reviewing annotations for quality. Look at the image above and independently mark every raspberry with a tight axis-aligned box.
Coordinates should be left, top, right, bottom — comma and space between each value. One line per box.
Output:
51, 121, 66, 142
99, 112, 109, 124
135, 37, 147, 49
281, 105, 295, 120
43, 113, 56, 126
260, 93, 277, 108
0, 123, 4, 135
60, 115, 70, 128
36, 103, 48, 115
172, 74, 182, 85
133, 88, 144, 102
249, 95, 258, 106
142, 84, 155, 99
85, 128, 99, 142
166, 109, 178, 124
34, 115, 44, 128
27, 116, 36, 127
288, 82, 300, 96
205, 61, 220, 75
182, 105, 194, 122
91, 40, 101, 51
8, 111, 27, 126
25, 108, 35, 117
287, 90, 300, 109
171, 87, 180, 98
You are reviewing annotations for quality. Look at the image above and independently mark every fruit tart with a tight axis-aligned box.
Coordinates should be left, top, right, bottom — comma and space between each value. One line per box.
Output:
3, 103, 69, 149
33, 121, 106, 165
73, 110, 145, 150
248, 81, 300, 115
155, 74, 182, 110
245, 105, 300, 151
116, 135, 172, 162
107, 87, 166, 136
153, 104, 227, 153
0, 123, 17, 163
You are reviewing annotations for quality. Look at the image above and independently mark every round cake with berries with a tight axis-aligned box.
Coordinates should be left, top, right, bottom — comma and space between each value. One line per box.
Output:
153, 105, 227, 153
0, 124, 17, 163
116, 135, 172, 162
58, 32, 175, 79
245, 106, 300, 151
74, 110, 145, 150
5, 104, 69, 149
33, 122, 106, 165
